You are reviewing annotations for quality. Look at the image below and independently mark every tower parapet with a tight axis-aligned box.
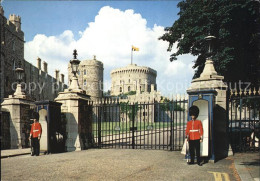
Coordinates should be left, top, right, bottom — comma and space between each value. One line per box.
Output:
0, 5, 4, 15
9, 14, 21, 31
110, 64, 157, 96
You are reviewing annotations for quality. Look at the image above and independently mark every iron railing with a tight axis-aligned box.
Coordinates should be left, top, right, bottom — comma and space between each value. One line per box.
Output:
91, 97, 188, 151
228, 88, 260, 152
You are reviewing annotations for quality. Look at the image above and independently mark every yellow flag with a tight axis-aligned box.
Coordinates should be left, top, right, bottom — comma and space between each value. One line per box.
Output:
132, 46, 139, 51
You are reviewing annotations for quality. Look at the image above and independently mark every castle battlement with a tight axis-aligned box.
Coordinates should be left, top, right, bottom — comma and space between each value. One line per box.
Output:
7, 14, 22, 32
111, 64, 157, 77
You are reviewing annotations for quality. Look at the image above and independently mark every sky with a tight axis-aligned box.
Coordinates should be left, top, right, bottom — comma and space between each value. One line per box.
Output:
2, 1, 196, 97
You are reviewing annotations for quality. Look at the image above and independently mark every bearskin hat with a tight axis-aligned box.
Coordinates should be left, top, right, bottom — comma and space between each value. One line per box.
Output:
189, 105, 199, 117
32, 111, 39, 121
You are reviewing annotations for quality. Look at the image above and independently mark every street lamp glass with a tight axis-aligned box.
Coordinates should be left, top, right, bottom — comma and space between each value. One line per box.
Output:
70, 59, 80, 75
15, 67, 24, 82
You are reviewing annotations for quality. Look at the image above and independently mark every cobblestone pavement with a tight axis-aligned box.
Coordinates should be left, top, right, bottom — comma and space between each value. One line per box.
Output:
1, 149, 239, 181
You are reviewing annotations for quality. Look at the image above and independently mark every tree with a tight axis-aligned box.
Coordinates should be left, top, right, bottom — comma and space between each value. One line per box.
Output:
160, 0, 259, 87
120, 101, 140, 121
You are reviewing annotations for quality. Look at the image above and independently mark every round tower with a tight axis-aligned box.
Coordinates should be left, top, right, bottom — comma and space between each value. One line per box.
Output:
110, 64, 157, 96
68, 55, 104, 100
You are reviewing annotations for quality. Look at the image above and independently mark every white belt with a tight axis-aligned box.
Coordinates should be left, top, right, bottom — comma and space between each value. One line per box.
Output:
190, 129, 199, 132
33, 130, 39, 132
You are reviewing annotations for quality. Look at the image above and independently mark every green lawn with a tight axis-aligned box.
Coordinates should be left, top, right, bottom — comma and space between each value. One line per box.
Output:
92, 121, 185, 137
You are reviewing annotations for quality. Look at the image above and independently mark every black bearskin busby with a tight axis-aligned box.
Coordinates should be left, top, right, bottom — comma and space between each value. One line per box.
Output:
189, 105, 199, 118
32, 111, 39, 121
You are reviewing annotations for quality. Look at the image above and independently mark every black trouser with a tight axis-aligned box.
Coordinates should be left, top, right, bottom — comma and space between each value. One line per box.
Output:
31, 137, 40, 156
189, 139, 200, 163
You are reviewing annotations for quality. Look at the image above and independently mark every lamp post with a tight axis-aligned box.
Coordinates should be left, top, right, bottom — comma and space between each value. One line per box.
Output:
205, 35, 216, 59
68, 49, 81, 91
14, 61, 26, 97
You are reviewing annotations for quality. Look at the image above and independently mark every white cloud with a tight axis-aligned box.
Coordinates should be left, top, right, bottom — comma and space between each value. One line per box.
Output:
25, 6, 195, 96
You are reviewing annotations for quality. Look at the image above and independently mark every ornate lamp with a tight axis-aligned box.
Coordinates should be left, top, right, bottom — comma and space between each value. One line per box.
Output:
205, 35, 216, 59
15, 61, 24, 83
14, 61, 26, 97
70, 50, 80, 77
68, 49, 81, 91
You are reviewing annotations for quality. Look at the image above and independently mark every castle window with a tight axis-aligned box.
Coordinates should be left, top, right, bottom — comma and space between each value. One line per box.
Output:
78, 71, 80, 75
84, 69, 86, 75
5, 76, 9, 87
12, 41, 15, 51
120, 87, 122, 92
84, 79, 87, 86
13, 59, 16, 70
128, 86, 130, 92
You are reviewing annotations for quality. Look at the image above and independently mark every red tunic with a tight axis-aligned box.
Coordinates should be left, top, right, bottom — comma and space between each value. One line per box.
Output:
30, 122, 42, 138
185, 120, 203, 140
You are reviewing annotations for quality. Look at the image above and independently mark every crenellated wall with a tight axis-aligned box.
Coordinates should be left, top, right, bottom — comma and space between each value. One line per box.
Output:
110, 64, 157, 96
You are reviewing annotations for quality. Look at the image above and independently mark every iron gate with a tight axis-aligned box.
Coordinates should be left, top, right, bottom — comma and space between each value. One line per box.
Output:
228, 89, 260, 152
91, 98, 188, 151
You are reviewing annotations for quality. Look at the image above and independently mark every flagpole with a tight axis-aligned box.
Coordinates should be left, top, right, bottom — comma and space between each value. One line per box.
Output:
131, 46, 133, 64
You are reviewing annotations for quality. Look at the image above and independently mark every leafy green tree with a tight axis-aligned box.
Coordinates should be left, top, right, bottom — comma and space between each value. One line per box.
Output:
160, 0, 259, 87
159, 98, 184, 111
120, 101, 139, 121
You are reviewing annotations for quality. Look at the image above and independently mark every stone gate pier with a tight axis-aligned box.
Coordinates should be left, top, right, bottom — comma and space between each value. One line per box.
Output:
1, 88, 35, 149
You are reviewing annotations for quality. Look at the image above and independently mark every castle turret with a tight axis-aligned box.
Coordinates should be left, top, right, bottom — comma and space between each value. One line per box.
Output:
9, 14, 21, 31
0, 5, 4, 15
110, 64, 157, 96
68, 55, 104, 100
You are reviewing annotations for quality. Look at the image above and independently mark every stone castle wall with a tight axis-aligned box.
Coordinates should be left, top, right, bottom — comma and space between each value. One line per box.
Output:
0, 8, 24, 103
0, 6, 66, 103
110, 64, 157, 96
68, 56, 103, 100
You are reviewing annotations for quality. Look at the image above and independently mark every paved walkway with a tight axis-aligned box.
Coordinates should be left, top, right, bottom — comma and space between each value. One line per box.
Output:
1, 148, 259, 181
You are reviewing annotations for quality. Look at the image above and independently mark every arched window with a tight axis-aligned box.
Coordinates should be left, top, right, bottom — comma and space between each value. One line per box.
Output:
120, 87, 122, 92
128, 86, 130, 92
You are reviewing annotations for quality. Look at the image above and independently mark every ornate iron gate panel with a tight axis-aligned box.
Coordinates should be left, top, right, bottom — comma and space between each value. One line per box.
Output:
92, 98, 188, 151
228, 89, 260, 153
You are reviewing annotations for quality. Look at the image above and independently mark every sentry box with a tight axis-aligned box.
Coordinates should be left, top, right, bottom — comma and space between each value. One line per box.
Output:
187, 89, 217, 162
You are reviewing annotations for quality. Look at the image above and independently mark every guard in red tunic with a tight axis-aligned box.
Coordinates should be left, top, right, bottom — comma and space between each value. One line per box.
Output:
185, 105, 203, 166
29, 112, 42, 156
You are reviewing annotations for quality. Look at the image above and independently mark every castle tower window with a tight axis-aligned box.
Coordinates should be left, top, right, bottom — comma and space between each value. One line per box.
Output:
84, 79, 87, 86
78, 70, 80, 75
120, 87, 122, 92
5, 77, 9, 87
128, 86, 130, 92
84, 69, 86, 75
13, 59, 16, 70
12, 41, 15, 51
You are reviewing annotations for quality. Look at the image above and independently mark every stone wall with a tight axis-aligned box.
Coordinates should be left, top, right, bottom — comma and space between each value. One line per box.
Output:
23, 60, 66, 101
0, 6, 67, 103
0, 7, 24, 103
